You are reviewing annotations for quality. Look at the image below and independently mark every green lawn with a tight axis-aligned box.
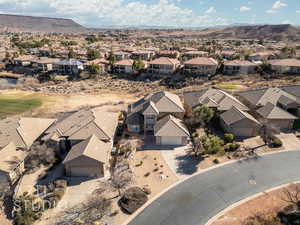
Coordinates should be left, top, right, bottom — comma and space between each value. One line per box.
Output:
0, 94, 43, 118
216, 84, 240, 90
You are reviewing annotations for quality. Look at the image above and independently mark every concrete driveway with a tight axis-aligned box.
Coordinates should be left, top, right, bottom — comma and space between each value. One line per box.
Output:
161, 144, 200, 179
127, 150, 300, 225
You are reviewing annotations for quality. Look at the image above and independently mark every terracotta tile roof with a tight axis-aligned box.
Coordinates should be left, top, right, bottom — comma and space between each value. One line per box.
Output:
149, 57, 180, 65
184, 57, 218, 65
115, 59, 134, 66
224, 60, 256, 66
269, 58, 300, 67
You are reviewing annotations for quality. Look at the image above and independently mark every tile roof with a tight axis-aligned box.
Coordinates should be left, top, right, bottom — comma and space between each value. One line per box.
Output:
0, 142, 27, 173
184, 88, 249, 111
63, 135, 110, 164
154, 115, 189, 137
184, 57, 218, 65
238, 87, 300, 107
115, 59, 134, 66
149, 57, 180, 65
224, 60, 256, 66
220, 106, 260, 126
269, 59, 300, 67
257, 103, 297, 120
0, 117, 56, 149
45, 108, 118, 141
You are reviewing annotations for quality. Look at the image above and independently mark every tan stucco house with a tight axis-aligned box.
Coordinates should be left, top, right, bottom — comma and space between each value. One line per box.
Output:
63, 135, 111, 178
220, 106, 261, 138
126, 91, 185, 136
183, 57, 218, 76
154, 115, 189, 146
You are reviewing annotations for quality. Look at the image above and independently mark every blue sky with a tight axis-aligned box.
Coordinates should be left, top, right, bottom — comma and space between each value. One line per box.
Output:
0, 0, 299, 27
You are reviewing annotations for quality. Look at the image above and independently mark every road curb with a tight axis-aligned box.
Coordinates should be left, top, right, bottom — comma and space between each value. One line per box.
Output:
205, 181, 300, 225
123, 149, 298, 225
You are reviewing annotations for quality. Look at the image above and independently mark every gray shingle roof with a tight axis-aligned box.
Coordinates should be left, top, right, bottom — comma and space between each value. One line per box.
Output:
45, 108, 118, 141
184, 88, 249, 111
154, 115, 189, 137
238, 87, 300, 107
257, 103, 297, 120
63, 135, 111, 164
0, 117, 56, 149
220, 106, 260, 126
0, 142, 27, 173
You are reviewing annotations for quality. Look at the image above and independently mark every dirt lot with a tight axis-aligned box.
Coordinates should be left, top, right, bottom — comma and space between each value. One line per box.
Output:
211, 183, 300, 225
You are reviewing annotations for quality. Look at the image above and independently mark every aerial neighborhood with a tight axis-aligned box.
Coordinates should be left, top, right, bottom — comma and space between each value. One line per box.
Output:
1, 14, 300, 225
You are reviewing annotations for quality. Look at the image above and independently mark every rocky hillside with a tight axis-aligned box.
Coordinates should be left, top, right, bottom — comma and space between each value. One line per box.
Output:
0, 14, 87, 33
199, 24, 300, 41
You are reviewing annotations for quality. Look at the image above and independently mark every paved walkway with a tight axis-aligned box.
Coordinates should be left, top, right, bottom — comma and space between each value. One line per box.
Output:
127, 150, 300, 225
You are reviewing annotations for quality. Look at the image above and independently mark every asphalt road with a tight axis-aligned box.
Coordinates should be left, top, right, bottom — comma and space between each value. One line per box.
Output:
128, 151, 300, 225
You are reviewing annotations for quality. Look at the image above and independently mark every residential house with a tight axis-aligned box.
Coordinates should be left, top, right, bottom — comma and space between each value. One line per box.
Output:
148, 57, 180, 74
220, 50, 237, 60
183, 88, 249, 115
55, 59, 84, 75
114, 51, 131, 61
126, 91, 185, 135
114, 59, 134, 74
223, 60, 257, 75
63, 135, 110, 178
183, 51, 209, 60
158, 50, 179, 59
220, 106, 261, 138
43, 108, 119, 151
31, 57, 60, 72
269, 59, 300, 75
237, 87, 300, 113
154, 115, 189, 146
248, 51, 277, 62
183, 57, 218, 76
84, 58, 110, 73
14, 55, 37, 66
0, 142, 27, 185
0, 117, 56, 150
256, 102, 297, 131
131, 50, 155, 60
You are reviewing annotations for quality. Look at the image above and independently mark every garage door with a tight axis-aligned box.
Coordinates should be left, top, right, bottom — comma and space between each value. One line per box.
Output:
161, 136, 182, 145
70, 166, 98, 177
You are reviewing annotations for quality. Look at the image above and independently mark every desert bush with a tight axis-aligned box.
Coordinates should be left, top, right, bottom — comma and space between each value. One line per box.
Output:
270, 136, 282, 148
54, 179, 68, 189
224, 143, 240, 152
119, 187, 148, 214
201, 135, 224, 155
213, 159, 219, 164
224, 133, 234, 143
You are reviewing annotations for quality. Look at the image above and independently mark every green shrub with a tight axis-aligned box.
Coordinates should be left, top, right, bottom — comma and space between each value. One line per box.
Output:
271, 136, 282, 148
201, 135, 224, 155
224, 143, 240, 152
224, 133, 234, 143
213, 159, 219, 164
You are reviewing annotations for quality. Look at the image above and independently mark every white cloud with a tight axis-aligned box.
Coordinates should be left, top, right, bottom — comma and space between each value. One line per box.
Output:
296, 10, 300, 14
266, 9, 277, 13
0, 0, 228, 27
281, 19, 293, 24
240, 6, 251, 12
272, 0, 287, 9
205, 6, 216, 14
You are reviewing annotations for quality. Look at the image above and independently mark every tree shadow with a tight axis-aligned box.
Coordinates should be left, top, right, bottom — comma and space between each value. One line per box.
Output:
175, 153, 203, 175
